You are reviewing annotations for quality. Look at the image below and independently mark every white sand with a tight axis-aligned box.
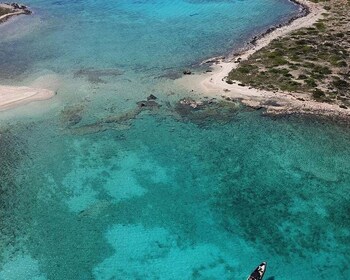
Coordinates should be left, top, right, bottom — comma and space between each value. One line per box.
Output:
178, 0, 350, 117
0, 85, 55, 111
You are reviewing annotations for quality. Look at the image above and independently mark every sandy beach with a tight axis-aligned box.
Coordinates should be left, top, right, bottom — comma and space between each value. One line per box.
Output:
0, 85, 55, 111
178, 0, 350, 118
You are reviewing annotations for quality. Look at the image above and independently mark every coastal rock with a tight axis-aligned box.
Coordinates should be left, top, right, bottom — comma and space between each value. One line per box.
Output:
175, 98, 239, 126
183, 70, 192, 75
179, 98, 203, 109
202, 56, 225, 64
5, 2, 31, 13
262, 100, 283, 107
23, 8, 31, 14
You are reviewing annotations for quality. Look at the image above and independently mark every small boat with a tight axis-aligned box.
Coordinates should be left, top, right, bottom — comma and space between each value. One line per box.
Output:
247, 262, 267, 280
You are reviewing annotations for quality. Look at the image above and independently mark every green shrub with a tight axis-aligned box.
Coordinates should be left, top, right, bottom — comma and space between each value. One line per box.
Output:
306, 78, 317, 87
336, 60, 347, 67
312, 88, 325, 99
298, 74, 308, 80
332, 79, 349, 90
237, 65, 257, 74
314, 22, 326, 31
314, 65, 332, 74
0, 7, 12, 16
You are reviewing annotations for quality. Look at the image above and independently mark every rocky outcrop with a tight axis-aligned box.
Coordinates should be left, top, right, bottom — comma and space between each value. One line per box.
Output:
4, 2, 31, 14
175, 97, 239, 126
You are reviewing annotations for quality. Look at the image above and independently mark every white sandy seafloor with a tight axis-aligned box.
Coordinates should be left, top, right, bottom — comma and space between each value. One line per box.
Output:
0, 254, 46, 280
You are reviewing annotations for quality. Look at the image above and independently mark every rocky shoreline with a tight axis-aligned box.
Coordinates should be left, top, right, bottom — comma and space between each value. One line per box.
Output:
249, 0, 310, 48
199, 0, 311, 66
0, 2, 31, 24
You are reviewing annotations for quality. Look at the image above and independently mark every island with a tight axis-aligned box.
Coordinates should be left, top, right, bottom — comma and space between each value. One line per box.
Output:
180, 0, 350, 119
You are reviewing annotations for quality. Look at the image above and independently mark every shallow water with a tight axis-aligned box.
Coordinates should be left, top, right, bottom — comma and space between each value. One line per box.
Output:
1, 0, 350, 279
1, 110, 350, 279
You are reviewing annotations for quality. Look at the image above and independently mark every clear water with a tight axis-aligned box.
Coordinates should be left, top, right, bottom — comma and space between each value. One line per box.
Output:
1, 0, 350, 279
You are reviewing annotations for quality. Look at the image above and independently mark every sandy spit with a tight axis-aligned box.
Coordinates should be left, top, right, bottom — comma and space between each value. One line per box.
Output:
0, 85, 55, 111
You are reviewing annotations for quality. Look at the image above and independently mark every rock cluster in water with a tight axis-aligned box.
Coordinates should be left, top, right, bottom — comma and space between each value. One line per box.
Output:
175, 97, 240, 126
60, 94, 242, 135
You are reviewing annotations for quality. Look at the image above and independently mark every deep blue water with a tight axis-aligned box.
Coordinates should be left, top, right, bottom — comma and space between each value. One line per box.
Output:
1, 0, 350, 279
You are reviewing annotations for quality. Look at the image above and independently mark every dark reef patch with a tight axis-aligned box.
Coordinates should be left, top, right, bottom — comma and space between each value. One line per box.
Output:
67, 98, 162, 135
74, 68, 123, 84
213, 153, 350, 260
60, 104, 85, 128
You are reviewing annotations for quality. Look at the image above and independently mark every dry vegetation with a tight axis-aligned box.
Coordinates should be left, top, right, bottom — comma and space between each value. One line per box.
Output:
0, 6, 12, 16
228, 0, 350, 107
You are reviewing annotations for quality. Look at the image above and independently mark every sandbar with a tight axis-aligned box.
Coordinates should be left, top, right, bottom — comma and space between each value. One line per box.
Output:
0, 85, 55, 111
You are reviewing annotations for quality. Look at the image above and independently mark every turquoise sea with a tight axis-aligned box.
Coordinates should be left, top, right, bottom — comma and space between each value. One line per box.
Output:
1, 0, 350, 279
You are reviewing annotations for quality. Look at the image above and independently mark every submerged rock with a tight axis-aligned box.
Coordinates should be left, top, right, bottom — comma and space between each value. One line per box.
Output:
60, 105, 84, 127
179, 98, 203, 109
155, 71, 183, 80
137, 100, 161, 110
147, 94, 157, 101
65, 96, 163, 135
175, 97, 239, 126
202, 56, 225, 64
74, 68, 123, 84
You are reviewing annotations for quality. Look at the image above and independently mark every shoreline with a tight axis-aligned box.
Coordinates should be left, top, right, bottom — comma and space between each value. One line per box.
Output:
178, 0, 350, 118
